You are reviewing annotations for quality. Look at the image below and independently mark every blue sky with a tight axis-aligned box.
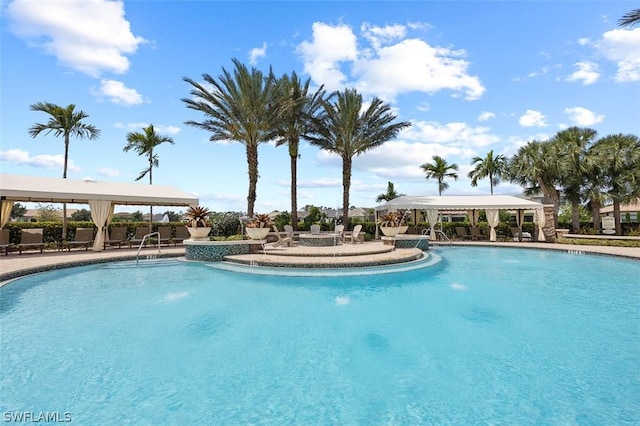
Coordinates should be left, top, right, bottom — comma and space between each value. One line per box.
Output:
1, 1, 639, 215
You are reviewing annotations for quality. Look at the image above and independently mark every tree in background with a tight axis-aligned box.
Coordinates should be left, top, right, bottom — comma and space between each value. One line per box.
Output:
420, 155, 459, 196
35, 204, 62, 222
29, 102, 100, 238
307, 88, 410, 229
183, 59, 280, 217
467, 150, 508, 195
123, 124, 175, 230
11, 203, 27, 220
619, 9, 640, 28
70, 209, 92, 221
376, 181, 405, 203
274, 71, 326, 231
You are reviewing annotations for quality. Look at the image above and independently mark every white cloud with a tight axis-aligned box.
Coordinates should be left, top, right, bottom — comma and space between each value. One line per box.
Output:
97, 167, 123, 177
249, 42, 267, 65
6, 0, 145, 77
565, 62, 600, 85
297, 22, 358, 91
518, 110, 547, 128
478, 111, 495, 122
577, 37, 590, 46
0, 148, 80, 172
564, 107, 605, 126
93, 80, 144, 105
297, 22, 485, 100
114, 122, 181, 134
596, 28, 640, 82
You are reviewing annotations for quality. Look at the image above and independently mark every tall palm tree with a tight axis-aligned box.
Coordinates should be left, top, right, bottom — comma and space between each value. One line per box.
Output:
123, 124, 175, 228
29, 102, 101, 239
306, 88, 410, 229
467, 150, 508, 195
273, 71, 326, 231
619, 9, 640, 28
182, 58, 280, 217
420, 155, 459, 196
589, 133, 640, 235
554, 126, 597, 233
376, 181, 405, 203
508, 139, 562, 227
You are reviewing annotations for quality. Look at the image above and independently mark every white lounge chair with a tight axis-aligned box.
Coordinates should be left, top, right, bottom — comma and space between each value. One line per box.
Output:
310, 224, 321, 234
344, 224, 364, 244
601, 217, 615, 235
269, 225, 293, 247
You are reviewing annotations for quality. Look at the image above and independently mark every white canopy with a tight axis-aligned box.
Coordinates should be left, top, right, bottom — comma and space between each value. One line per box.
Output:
375, 195, 543, 211
0, 174, 198, 206
375, 195, 545, 242
1, 174, 199, 251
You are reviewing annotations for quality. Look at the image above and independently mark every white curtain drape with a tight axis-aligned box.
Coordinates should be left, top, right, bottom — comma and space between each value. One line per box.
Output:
90, 200, 112, 251
535, 208, 546, 241
467, 209, 480, 228
486, 209, 500, 241
426, 209, 439, 240
1, 200, 13, 229
103, 204, 115, 247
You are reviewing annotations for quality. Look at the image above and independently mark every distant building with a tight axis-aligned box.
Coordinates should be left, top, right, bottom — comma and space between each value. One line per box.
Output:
600, 199, 640, 222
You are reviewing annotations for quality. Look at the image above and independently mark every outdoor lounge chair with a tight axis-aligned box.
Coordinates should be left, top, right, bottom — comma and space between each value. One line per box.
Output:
173, 226, 191, 244
310, 224, 321, 234
344, 224, 364, 244
510, 226, 532, 242
269, 225, 293, 247
128, 227, 150, 248
455, 226, 473, 240
0, 229, 10, 255
65, 227, 94, 251
334, 224, 345, 244
157, 226, 172, 246
470, 227, 488, 241
17, 228, 44, 254
601, 217, 615, 235
105, 227, 127, 249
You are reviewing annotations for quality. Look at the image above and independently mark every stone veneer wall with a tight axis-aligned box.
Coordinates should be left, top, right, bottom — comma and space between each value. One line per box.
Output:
184, 241, 262, 261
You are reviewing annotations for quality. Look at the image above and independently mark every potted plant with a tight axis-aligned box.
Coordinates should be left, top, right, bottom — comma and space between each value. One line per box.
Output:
184, 206, 212, 241
245, 213, 272, 240
378, 210, 408, 236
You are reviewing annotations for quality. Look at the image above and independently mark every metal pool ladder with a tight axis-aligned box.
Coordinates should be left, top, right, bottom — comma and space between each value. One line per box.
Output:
136, 232, 161, 265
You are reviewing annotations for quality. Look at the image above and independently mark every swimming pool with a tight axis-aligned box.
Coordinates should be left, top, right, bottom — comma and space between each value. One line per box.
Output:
1, 247, 638, 424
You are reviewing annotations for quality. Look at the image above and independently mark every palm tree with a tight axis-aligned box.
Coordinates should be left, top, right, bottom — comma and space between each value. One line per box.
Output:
123, 124, 175, 229
420, 155, 459, 196
273, 71, 326, 231
306, 88, 410, 229
554, 126, 597, 233
508, 139, 562, 227
376, 181, 405, 203
467, 150, 508, 195
29, 102, 101, 239
182, 59, 280, 217
619, 9, 640, 28
589, 134, 640, 235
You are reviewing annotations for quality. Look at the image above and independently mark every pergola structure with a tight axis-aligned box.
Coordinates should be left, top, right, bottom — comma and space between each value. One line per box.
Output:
0, 174, 199, 251
375, 195, 547, 241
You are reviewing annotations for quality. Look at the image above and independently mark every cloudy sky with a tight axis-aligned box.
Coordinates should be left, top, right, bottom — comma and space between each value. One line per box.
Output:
1, 1, 638, 214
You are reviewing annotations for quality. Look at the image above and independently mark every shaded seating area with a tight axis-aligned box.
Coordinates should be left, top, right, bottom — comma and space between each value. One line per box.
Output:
173, 227, 191, 245
1, 229, 10, 255
128, 227, 150, 248
105, 227, 128, 249
157, 226, 172, 245
455, 226, 473, 240
65, 228, 95, 251
18, 228, 44, 254
471, 227, 489, 241
510, 226, 532, 242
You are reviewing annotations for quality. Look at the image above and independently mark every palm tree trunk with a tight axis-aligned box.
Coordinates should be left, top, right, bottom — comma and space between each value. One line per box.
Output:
149, 154, 153, 232
342, 157, 352, 230
290, 155, 298, 231
591, 199, 601, 232
246, 144, 259, 217
62, 136, 70, 240
613, 200, 622, 235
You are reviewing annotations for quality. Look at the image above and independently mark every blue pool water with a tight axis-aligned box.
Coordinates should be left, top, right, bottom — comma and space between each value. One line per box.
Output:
1, 247, 639, 424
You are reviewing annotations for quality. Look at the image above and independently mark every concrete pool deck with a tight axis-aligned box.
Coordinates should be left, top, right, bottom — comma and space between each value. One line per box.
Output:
1, 240, 639, 283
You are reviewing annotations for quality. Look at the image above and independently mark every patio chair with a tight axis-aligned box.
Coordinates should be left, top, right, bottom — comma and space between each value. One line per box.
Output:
157, 226, 172, 246
17, 228, 44, 254
65, 227, 94, 251
510, 226, 532, 242
269, 225, 293, 247
310, 224, 321, 234
105, 227, 127, 249
128, 227, 151, 248
455, 226, 473, 240
601, 217, 615, 235
344, 224, 364, 244
334, 224, 345, 244
1, 229, 10, 255
173, 226, 191, 244
471, 227, 488, 241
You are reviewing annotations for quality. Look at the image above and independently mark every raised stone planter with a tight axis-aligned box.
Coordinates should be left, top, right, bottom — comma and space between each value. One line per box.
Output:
184, 239, 265, 262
